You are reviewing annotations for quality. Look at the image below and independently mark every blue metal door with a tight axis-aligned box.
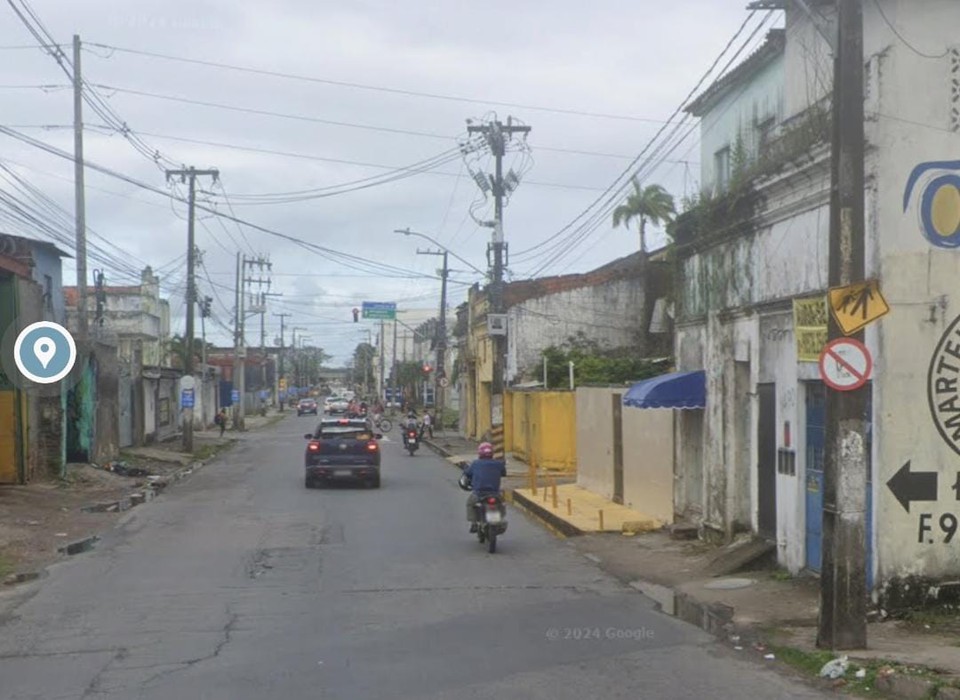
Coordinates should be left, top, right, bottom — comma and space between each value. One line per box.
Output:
805, 383, 825, 572
805, 382, 874, 588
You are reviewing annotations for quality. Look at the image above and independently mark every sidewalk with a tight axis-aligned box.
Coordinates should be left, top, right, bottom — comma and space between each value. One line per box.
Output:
422, 432, 569, 480
509, 482, 960, 697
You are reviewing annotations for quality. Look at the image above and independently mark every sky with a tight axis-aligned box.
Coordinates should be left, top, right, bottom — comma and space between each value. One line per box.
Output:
0, 0, 780, 364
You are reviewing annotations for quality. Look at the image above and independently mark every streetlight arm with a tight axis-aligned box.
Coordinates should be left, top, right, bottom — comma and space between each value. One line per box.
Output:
395, 228, 486, 278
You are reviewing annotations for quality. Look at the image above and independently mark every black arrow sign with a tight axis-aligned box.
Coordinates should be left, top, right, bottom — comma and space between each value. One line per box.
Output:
887, 461, 939, 513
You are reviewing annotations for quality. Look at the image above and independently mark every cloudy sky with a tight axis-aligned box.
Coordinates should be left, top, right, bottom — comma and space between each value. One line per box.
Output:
1, 0, 780, 363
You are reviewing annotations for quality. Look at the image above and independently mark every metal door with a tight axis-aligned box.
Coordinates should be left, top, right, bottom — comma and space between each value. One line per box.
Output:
612, 393, 623, 504
805, 383, 826, 571
805, 382, 873, 586
118, 374, 133, 448
757, 383, 777, 539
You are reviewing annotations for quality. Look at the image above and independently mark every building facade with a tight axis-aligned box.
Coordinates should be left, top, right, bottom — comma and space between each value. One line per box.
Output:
675, 1, 960, 599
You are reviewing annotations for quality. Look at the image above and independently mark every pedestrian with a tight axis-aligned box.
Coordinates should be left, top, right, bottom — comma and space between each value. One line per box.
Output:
215, 408, 228, 437
422, 410, 433, 439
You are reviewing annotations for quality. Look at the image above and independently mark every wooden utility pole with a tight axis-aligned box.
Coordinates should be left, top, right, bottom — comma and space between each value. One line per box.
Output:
819, 0, 868, 650
72, 34, 88, 342
165, 167, 219, 452
466, 117, 530, 446
274, 312, 291, 410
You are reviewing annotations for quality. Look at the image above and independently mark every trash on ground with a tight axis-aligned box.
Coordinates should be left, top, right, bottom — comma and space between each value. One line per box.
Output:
819, 656, 849, 679
763, 653, 775, 661
855, 668, 866, 679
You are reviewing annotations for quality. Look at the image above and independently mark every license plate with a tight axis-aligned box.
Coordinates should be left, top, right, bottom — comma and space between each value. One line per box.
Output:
334, 470, 353, 476
485, 510, 502, 524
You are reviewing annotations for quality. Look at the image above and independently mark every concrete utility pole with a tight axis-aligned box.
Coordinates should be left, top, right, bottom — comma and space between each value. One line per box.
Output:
819, 0, 868, 651
378, 320, 386, 403
72, 34, 88, 342
274, 312, 291, 410
392, 317, 398, 408
233, 252, 242, 429
466, 117, 531, 443
414, 247, 449, 413
165, 166, 219, 452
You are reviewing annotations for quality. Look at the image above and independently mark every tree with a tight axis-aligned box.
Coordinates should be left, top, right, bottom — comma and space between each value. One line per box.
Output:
350, 343, 376, 391
612, 179, 676, 253
166, 333, 207, 370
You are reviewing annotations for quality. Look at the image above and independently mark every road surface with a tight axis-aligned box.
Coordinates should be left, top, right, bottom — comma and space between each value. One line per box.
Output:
0, 417, 829, 699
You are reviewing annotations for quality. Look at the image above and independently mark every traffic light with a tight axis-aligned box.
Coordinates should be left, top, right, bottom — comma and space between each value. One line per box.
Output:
352, 308, 359, 322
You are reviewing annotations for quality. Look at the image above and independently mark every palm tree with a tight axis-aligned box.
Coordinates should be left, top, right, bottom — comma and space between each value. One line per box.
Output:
612, 179, 676, 254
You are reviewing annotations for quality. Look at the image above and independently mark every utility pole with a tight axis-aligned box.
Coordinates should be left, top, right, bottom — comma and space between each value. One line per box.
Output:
275, 312, 291, 410
72, 34, 88, 343
467, 117, 531, 443
378, 319, 386, 404
165, 166, 219, 453
819, 0, 867, 651
392, 317, 398, 409
199, 295, 211, 379
416, 247, 449, 414
233, 252, 242, 430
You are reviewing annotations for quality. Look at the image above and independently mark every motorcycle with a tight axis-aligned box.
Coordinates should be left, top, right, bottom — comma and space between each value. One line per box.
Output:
402, 428, 420, 456
458, 466, 507, 553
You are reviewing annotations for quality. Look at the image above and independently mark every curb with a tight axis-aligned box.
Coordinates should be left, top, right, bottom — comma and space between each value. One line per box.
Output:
509, 489, 583, 537
422, 439, 454, 461
58, 535, 100, 555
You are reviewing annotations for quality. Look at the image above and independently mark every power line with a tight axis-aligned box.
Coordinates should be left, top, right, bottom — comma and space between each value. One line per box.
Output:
86, 42, 675, 124
0, 125, 463, 284
871, 0, 949, 60
514, 11, 774, 276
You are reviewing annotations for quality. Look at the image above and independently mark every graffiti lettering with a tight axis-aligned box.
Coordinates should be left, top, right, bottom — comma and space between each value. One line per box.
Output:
764, 328, 793, 342
927, 314, 960, 455
918, 513, 959, 544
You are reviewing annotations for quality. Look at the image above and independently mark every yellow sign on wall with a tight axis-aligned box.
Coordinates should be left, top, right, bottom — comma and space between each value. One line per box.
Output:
793, 296, 828, 362
828, 279, 890, 335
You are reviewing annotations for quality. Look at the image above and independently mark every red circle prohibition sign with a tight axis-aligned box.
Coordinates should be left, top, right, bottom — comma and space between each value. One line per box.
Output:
818, 338, 872, 392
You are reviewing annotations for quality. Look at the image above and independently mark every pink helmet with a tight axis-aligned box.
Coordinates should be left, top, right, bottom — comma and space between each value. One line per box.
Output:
478, 442, 494, 458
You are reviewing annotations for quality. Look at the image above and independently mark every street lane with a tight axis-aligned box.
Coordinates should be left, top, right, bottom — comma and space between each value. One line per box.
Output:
0, 416, 829, 699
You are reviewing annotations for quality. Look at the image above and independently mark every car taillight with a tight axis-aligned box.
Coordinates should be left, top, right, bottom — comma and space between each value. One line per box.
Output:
366, 441, 379, 452
308, 441, 321, 452
486, 497, 498, 505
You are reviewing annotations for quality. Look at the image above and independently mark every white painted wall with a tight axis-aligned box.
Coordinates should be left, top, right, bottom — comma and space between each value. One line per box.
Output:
507, 278, 645, 383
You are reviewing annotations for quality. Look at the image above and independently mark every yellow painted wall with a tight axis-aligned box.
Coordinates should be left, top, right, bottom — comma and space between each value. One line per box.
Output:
0, 390, 19, 483
507, 390, 576, 472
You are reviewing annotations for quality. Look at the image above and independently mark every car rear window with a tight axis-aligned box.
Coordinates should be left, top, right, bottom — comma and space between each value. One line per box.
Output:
319, 427, 372, 440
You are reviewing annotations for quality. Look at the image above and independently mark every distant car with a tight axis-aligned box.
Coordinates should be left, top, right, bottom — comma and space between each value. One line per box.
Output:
297, 398, 318, 416
326, 397, 350, 414
304, 417, 382, 489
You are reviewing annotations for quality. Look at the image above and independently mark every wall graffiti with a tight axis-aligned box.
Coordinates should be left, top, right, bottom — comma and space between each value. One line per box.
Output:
903, 160, 960, 248
927, 313, 960, 455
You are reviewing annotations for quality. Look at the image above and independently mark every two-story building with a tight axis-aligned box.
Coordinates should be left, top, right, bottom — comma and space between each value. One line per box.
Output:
0, 233, 70, 483
673, 1, 960, 600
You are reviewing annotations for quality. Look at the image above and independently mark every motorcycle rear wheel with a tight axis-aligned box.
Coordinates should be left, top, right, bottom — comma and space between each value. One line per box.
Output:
487, 530, 497, 554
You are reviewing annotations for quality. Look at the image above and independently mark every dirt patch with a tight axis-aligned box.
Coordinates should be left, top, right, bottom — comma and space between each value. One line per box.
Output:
0, 456, 193, 578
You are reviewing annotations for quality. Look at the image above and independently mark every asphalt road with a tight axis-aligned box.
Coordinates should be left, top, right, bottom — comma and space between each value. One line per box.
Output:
0, 416, 830, 700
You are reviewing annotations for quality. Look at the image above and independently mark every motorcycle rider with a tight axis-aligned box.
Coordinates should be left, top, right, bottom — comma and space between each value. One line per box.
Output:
462, 442, 507, 533
403, 410, 419, 446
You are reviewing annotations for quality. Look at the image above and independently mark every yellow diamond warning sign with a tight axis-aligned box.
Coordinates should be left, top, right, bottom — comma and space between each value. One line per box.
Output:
828, 279, 890, 336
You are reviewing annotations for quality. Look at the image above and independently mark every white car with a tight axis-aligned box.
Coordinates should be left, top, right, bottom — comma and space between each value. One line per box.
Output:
326, 397, 350, 414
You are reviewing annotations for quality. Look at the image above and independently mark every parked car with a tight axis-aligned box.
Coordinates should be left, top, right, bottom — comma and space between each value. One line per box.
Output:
304, 417, 382, 488
297, 398, 318, 416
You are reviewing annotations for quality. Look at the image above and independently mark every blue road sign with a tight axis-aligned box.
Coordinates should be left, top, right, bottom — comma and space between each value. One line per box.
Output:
362, 301, 396, 320
231, 389, 240, 404
181, 388, 195, 409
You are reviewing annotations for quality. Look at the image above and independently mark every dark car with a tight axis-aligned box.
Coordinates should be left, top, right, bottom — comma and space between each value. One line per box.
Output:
297, 398, 318, 416
304, 418, 382, 488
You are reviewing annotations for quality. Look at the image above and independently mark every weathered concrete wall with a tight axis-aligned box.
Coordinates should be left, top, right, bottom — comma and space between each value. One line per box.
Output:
507, 278, 645, 383
28, 244, 65, 324
92, 342, 119, 464
575, 388, 616, 500
622, 407, 674, 525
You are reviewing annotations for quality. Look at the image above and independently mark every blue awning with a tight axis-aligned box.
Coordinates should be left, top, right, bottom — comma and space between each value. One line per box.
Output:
622, 370, 706, 409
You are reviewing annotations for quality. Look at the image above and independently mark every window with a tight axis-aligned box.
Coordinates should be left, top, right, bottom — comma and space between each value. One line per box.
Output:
714, 146, 731, 192
43, 274, 53, 313
757, 116, 776, 149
